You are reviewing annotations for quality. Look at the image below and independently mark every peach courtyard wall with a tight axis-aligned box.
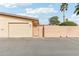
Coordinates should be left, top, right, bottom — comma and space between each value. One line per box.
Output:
33, 26, 79, 38
33, 26, 43, 38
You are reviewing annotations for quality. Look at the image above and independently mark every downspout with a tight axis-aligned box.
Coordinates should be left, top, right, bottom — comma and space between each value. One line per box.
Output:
42, 25, 44, 37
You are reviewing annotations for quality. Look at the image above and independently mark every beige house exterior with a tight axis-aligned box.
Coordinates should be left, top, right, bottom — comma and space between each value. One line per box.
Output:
0, 12, 39, 38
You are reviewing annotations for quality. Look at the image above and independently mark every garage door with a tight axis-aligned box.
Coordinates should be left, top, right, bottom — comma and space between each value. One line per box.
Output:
8, 23, 32, 37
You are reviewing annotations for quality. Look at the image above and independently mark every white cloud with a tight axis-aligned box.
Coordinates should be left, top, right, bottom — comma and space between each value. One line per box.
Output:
0, 3, 32, 8
0, 0, 53, 3
0, 3, 17, 8
0, 0, 79, 3
25, 7, 57, 14
18, 13, 39, 18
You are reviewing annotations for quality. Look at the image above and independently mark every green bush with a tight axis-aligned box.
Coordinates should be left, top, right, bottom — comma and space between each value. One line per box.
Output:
60, 21, 77, 26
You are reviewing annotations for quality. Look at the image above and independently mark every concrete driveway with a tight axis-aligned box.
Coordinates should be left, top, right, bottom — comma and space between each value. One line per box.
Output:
0, 38, 79, 56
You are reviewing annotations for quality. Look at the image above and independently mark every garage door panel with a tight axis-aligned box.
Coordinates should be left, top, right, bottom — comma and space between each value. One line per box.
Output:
9, 23, 32, 37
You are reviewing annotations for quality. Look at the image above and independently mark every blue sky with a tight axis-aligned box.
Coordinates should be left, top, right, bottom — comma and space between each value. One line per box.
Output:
0, 3, 78, 24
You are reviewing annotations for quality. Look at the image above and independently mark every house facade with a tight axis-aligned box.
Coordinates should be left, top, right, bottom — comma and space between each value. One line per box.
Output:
0, 12, 39, 38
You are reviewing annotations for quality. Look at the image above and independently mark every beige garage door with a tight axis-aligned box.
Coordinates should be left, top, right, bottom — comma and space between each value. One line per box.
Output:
8, 23, 32, 37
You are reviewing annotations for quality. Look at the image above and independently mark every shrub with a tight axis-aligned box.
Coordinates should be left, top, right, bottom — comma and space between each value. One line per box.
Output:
60, 21, 77, 26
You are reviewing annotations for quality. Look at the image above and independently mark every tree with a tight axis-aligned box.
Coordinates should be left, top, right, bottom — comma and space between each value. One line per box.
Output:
65, 18, 68, 22
60, 3, 68, 22
74, 3, 79, 15
60, 21, 77, 26
49, 16, 60, 25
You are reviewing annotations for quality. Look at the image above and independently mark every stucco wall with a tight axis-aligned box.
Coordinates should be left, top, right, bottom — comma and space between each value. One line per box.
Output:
44, 26, 67, 37
0, 15, 32, 37
33, 26, 79, 38
33, 26, 43, 38
66, 26, 79, 37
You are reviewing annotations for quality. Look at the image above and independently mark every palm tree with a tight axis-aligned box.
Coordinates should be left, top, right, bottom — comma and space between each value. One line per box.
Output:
74, 3, 79, 15
60, 3, 68, 22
